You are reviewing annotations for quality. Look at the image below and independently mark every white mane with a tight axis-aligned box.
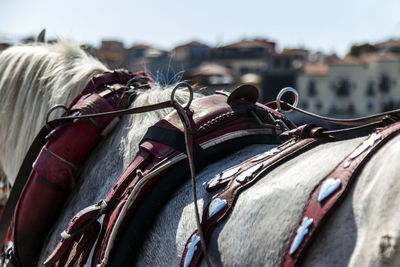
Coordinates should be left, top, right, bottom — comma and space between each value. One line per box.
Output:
0, 40, 108, 184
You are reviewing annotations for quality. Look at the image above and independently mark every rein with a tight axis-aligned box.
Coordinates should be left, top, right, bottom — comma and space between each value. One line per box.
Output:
272, 102, 399, 136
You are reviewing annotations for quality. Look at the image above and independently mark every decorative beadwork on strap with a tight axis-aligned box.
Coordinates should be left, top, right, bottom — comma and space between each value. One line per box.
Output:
180, 126, 326, 267
281, 121, 400, 267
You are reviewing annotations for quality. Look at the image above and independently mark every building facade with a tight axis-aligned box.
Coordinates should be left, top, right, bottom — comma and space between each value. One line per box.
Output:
297, 53, 400, 116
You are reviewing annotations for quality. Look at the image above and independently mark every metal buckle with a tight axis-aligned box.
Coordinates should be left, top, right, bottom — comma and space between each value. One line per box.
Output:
250, 110, 289, 133
61, 200, 108, 241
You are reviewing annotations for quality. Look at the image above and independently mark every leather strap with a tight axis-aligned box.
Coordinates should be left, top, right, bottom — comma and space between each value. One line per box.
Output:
0, 126, 49, 245
271, 101, 400, 128
181, 125, 331, 267
281, 121, 400, 267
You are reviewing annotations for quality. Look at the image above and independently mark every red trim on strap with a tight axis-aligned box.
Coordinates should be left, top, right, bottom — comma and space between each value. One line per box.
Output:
281, 121, 400, 267
180, 125, 330, 267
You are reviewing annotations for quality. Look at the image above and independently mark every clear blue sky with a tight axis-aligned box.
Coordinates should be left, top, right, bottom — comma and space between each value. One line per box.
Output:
1, 0, 399, 56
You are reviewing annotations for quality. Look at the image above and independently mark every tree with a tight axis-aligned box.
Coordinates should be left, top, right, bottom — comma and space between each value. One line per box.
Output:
348, 43, 377, 57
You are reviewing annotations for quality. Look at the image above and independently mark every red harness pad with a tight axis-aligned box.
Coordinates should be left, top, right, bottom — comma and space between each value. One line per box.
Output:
45, 91, 295, 267
6, 70, 149, 266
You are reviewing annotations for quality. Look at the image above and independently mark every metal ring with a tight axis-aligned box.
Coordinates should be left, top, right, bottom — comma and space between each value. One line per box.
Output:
46, 105, 69, 129
171, 82, 193, 110
276, 87, 299, 113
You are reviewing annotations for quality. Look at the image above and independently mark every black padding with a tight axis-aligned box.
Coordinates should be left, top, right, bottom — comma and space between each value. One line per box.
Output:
141, 126, 206, 167
227, 84, 260, 104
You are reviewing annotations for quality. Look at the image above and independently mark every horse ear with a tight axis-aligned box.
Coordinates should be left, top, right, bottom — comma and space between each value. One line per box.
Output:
36, 29, 46, 43
227, 84, 259, 104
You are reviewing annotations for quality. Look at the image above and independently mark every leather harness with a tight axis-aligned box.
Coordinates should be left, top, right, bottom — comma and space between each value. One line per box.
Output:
3, 69, 400, 267
44, 86, 295, 267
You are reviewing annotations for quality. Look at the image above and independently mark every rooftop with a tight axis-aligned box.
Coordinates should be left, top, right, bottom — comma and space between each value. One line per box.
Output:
302, 62, 329, 75
221, 39, 275, 49
189, 62, 231, 76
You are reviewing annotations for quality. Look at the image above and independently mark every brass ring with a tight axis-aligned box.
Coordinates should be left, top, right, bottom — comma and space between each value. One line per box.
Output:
276, 87, 299, 113
171, 82, 193, 110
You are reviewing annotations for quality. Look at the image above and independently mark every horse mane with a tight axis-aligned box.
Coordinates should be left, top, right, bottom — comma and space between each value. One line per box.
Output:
0, 40, 108, 183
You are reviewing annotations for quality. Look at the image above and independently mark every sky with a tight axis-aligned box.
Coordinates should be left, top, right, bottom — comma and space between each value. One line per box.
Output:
1, 0, 400, 56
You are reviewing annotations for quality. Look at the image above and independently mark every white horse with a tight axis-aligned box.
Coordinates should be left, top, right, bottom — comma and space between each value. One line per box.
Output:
1, 40, 400, 267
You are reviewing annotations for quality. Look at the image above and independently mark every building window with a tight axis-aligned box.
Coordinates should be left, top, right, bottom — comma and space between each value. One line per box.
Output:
366, 81, 375, 96
308, 80, 317, 97
379, 73, 390, 93
333, 78, 351, 97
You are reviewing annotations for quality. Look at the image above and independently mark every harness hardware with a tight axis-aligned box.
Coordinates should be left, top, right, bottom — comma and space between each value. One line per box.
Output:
45, 105, 69, 130
275, 87, 299, 113
60, 200, 108, 241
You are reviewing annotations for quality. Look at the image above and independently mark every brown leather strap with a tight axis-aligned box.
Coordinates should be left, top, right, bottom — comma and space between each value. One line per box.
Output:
47, 100, 173, 130
273, 101, 400, 128
181, 125, 330, 267
174, 100, 212, 267
281, 121, 400, 267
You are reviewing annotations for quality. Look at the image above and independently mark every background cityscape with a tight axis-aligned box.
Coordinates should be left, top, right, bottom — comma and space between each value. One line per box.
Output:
1, 35, 400, 120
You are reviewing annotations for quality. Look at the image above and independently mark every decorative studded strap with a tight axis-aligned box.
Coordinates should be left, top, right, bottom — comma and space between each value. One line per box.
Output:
280, 121, 400, 267
181, 125, 331, 267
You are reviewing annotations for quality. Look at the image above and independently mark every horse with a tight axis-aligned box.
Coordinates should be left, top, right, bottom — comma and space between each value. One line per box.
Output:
1, 40, 400, 267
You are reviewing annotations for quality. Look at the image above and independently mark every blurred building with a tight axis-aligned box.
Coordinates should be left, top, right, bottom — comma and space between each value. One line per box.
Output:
212, 39, 276, 77
260, 48, 309, 102
186, 62, 234, 94
172, 41, 211, 70
125, 44, 177, 83
97, 40, 126, 69
375, 39, 400, 54
297, 53, 400, 116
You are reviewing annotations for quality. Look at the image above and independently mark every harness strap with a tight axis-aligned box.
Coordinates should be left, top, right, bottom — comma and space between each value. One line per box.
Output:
180, 125, 331, 267
0, 127, 49, 245
271, 101, 400, 128
280, 121, 400, 267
